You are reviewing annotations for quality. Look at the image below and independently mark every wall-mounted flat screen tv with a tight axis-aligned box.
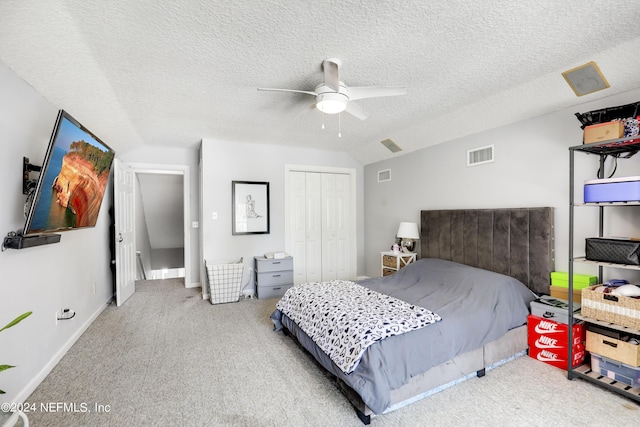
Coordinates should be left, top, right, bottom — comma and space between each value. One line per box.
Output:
23, 110, 115, 235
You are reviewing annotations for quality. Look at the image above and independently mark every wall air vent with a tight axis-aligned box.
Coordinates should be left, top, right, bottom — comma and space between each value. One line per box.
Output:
378, 169, 391, 182
381, 138, 402, 153
467, 144, 495, 167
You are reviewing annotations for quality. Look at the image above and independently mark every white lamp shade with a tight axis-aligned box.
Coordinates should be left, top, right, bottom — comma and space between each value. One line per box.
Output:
397, 222, 420, 239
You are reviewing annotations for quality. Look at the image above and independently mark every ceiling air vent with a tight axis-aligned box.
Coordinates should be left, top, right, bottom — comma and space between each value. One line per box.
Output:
381, 138, 402, 153
467, 145, 494, 167
378, 169, 391, 182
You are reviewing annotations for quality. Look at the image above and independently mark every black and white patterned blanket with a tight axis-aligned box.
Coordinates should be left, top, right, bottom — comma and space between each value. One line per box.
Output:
276, 280, 442, 374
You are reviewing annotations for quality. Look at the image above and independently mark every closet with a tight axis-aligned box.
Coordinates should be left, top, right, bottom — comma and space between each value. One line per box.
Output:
287, 169, 354, 284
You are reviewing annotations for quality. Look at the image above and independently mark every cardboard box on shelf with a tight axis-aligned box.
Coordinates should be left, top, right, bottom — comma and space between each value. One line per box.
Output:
550, 285, 583, 304
586, 330, 640, 367
584, 121, 624, 144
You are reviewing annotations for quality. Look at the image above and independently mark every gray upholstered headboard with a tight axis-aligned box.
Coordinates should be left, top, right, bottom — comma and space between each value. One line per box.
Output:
420, 207, 554, 295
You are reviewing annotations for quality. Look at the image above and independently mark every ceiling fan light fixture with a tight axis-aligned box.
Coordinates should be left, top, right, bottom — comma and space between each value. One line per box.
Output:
316, 93, 347, 114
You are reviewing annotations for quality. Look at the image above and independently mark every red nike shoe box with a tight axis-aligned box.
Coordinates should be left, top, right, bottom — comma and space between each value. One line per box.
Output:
527, 314, 585, 347
527, 314, 586, 370
528, 343, 586, 370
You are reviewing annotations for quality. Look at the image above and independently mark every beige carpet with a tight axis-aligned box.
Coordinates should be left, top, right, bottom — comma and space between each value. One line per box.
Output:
22, 279, 640, 426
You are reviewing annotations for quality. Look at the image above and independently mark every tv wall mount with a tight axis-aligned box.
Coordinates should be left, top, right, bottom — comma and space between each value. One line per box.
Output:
1, 157, 61, 251
23, 156, 41, 195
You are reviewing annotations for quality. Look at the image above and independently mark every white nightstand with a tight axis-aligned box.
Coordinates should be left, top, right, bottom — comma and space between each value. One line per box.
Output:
380, 251, 417, 276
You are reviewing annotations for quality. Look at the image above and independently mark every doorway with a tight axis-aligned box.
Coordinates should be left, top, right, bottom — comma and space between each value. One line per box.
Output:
136, 172, 185, 280
128, 162, 191, 289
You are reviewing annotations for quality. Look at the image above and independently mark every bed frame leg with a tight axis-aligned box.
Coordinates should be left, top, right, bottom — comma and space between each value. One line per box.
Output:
355, 408, 371, 425
477, 368, 486, 378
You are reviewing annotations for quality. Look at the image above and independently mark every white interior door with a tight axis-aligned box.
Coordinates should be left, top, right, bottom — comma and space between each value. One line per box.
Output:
114, 159, 136, 306
305, 172, 322, 282
333, 173, 350, 279
321, 173, 337, 280
321, 173, 350, 281
290, 171, 307, 284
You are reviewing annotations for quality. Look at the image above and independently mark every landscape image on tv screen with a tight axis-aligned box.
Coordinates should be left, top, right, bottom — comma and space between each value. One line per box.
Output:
25, 111, 115, 235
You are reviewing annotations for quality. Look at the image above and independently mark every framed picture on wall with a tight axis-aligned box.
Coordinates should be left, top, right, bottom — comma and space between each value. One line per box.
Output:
232, 181, 270, 235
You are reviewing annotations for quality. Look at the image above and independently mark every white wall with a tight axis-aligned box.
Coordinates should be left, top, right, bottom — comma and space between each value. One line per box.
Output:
200, 138, 365, 293
0, 61, 114, 403
363, 87, 640, 283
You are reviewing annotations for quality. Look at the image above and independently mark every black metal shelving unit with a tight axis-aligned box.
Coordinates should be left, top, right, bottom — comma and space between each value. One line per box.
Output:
568, 135, 640, 403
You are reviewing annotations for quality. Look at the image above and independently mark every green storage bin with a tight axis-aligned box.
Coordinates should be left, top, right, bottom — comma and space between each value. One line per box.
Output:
550, 271, 597, 290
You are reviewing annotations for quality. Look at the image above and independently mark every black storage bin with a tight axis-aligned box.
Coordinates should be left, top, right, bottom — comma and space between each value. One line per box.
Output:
585, 237, 640, 265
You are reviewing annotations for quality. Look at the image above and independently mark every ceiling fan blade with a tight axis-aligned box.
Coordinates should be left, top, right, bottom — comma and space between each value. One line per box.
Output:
322, 58, 341, 92
348, 86, 407, 101
257, 88, 317, 96
345, 101, 370, 120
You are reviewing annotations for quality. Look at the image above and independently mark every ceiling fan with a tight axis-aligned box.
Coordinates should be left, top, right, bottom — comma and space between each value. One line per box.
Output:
257, 58, 407, 121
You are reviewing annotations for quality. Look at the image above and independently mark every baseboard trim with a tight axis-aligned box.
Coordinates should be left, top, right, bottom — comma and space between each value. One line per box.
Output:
12, 298, 111, 404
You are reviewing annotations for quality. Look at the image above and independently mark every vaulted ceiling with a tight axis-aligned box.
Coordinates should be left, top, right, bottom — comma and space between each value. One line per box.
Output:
1, 1, 640, 165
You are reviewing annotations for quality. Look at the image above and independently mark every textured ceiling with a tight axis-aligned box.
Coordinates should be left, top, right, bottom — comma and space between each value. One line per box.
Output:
1, 1, 640, 165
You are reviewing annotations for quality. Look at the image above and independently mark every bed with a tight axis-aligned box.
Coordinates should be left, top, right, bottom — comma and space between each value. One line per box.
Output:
271, 207, 554, 423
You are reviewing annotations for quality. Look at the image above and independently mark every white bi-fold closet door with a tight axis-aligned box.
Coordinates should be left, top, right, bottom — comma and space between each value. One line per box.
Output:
288, 169, 354, 285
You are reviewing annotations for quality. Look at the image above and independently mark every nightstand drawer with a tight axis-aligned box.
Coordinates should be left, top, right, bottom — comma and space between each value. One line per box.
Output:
255, 257, 293, 272
380, 251, 417, 277
383, 254, 414, 268
256, 270, 293, 286
257, 283, 292, 300
382, 255, 397, 268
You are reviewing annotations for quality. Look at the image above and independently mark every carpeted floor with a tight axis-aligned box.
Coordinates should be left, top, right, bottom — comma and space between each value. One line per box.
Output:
23, 279, 640, 426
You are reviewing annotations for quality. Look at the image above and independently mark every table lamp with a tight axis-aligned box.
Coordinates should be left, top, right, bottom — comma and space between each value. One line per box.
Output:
397, 222, 420, 252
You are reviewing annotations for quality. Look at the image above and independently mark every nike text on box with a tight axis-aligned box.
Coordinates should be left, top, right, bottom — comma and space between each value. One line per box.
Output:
527, 314, 585, 347
528, 344, 585, 370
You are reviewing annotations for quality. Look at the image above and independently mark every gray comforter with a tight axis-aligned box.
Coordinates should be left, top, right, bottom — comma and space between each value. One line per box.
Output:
271, 258, 537, 414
